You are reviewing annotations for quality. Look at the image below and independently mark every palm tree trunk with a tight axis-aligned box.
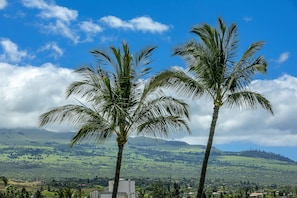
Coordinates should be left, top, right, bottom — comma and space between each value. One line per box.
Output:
197, 105, 220, 198
112, 143, 125, 198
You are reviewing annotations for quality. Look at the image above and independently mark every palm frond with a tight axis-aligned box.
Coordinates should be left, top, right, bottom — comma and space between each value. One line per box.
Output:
218, 17, 226, 37
152, 69, 206, 99
71, 123, 113, 146
66, 67, 108, 100
128, 93, 190, 139
40, 41, 190, 149
226, 54, 267, 92
91, 49, 113, 66
134, 46, 156, 77
225, 91, 273, 114
232, 41, 266, 76
223, 23, 238, 67
144, 96, 189, 118
240, 41, 265, 64
135, 46, 156, 66
137, 115, 190, 137
40, 104, 105, 127
192, 23, 216, 50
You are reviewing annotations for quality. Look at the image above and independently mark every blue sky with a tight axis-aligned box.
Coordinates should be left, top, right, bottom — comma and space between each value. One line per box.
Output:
0, 0, 297, 160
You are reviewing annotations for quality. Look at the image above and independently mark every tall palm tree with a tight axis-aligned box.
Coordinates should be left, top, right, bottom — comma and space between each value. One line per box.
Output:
39, 41, 190, 198
157, 18, 273, 198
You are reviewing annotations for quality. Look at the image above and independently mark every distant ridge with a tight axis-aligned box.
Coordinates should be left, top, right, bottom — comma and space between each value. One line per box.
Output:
0, 128, 73, 144
238, 150, 295, 163
0, 128, 294, 163
0, 128, 297, 184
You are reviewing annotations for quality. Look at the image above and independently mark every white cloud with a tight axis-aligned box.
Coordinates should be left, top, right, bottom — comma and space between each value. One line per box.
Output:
0, 0, 7, 9
1, 61, 297, 147
276, 52, 290, 63
21, 0, 79, 43
79, 20, 103, 42
175, 74, 297, 147
0, 38, 29, 63
0, 62, 77, 130
80, 21, 102, 33
100, 16, 170, 33
130, 16, 170, 33
21, 0, 78, 23
100, 16, 133, 29
21, 0, 169, 42
42, 20, 80, 43
38, 42, 63, 59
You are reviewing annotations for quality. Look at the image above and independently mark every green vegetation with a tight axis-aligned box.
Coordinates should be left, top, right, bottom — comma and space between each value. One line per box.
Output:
39, 41, 190, 198
161, 17, 273, 197
1, 175, 297, 198
0, 128, 296, 187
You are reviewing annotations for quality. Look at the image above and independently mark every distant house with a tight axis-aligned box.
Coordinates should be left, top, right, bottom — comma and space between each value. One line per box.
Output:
90, 179, 136, 198
250, 192, 264, 198
212, 191, 224, 197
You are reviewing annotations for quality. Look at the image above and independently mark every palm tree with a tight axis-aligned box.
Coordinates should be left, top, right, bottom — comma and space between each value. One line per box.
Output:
157, 18, 273, 198
39, 41, 190, 198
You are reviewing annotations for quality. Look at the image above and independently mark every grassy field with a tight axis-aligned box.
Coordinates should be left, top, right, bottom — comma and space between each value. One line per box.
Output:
1, 128, 297, 185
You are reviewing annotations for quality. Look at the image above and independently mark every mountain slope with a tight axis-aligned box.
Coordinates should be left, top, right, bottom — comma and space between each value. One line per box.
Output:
0, 128, 296, 185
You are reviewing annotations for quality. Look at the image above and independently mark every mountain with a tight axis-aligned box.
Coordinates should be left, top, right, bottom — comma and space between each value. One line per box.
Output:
0, 128, 297, 185
0, 128, 72, 144
238, 150, 295, 163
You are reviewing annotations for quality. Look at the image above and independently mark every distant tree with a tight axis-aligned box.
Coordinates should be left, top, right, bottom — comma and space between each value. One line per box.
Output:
158, 17, 273, 198
5, 185, 16, 197
39, 41, 190, 198
56, 188, 64, 198
137, 188, 145, 198
35, 190, 43, 198
173, 182, 181, 197
0, 176, 8, 187
148, 180, 170, 198
20, 187, 29, 198
63, 188, 73, 198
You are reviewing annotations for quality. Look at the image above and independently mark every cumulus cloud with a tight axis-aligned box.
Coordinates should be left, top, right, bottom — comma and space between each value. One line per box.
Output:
80, 21, 103, 33
175, 74, 297, 147
0, 0, 7, 9
79, 20, 103, 42
21, 0, 79, 43
0, 38, 30, 63
21, 0, 170, 43
2, 62, 296, 147
43, 20, 80, 43
21, 0, 78, 23
38, 42, 63, 59
100, 16, 170, 33
0, 62, 77, 130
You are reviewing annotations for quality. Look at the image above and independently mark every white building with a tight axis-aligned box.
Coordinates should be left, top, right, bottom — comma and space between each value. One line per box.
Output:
90, 179, 136, 198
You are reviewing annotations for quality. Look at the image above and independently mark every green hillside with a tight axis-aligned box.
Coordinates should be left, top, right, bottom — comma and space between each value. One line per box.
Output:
0, 128, 296, 185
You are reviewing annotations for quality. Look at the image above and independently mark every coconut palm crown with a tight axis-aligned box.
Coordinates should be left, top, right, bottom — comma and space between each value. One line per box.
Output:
39, 41, 190, 198
157, 18, 273, 198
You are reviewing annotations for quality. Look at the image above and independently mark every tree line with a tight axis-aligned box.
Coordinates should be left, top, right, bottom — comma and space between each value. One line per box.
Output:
2, 176, 297, 198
